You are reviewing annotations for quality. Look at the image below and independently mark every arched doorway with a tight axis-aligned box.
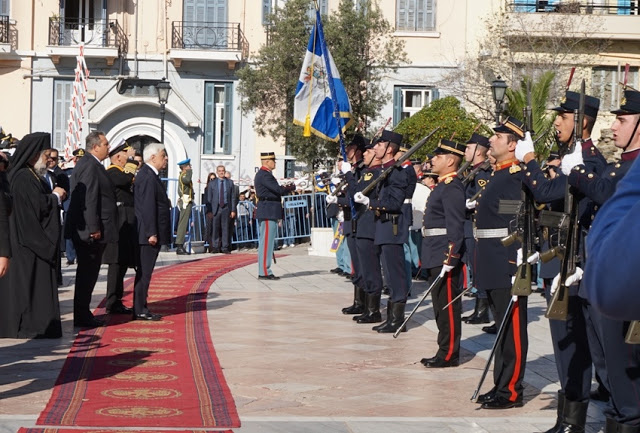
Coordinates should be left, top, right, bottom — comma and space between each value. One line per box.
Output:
126, 134, 168, 180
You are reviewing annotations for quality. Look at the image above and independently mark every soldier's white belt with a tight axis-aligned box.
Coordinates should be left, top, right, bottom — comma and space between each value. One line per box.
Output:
422, 228, 447, 237
474, 228, 509, 239
404, 199, 412, 204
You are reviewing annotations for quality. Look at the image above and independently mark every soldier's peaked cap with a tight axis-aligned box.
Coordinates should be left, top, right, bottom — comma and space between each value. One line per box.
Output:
466, 133, 490, 148
348, 134, 370, 152
434, 139, 466, 157
260, 152, 276, 160
493, 116, 525, 139
612, 89, 640, 115
374, 129, 403, 146
553, 90, 600, 119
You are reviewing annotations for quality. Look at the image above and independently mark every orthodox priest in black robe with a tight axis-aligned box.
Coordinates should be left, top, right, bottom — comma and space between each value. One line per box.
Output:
0, 133, 67, 338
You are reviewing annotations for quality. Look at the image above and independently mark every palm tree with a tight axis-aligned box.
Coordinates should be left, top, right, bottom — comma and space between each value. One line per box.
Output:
504, 71, 557, 160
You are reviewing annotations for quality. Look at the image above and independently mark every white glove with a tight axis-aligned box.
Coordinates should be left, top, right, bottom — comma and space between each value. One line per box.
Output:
516, 248, 523, 266
331, 176, 341, 186
340, 162, 352, 174
515, 131, 534, 162
439, 264, 455, 278
353, 192, 369, 206
561, 144, 584, 175
565, 267, 584, 287
465, 199, 477, 210
325, 194, 338, 204
527, 251, 540, 265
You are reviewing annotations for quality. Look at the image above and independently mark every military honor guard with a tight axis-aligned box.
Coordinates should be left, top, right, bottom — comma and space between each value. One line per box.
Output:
474, 117, 528, 409
515, 89, 607, 432
461, 133, 492, 325
254, 152, 294, 280
396, 145, 419, 293
354, 130, 410, 333
419, 140, 466, 368
565, 88, 640, 433
175, 158, 194, 255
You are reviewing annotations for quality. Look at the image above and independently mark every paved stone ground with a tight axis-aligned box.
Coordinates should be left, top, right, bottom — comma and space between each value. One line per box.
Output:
0, 243, 608, 433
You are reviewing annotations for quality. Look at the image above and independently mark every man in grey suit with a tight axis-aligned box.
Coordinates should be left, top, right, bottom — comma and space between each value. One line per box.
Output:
207, 165, 237, 254
65, 131, 118, 328
133, 143, 171, 321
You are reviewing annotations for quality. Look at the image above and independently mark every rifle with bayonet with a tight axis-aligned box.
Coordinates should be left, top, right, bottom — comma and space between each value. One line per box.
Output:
539, 79, 586, 321
461, 160, 491, 186
361, 126, 441, 196
500, 82, 538, 297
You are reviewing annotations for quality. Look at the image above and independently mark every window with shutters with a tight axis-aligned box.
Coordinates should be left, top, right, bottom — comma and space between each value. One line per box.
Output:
592, 66, 639, 111
203, 82, 233, 155
393, 86, 438, 124
0, 0, 9, 16
52, 80, 74, 150
183, 0, 227, 23
396, 0, 435, 32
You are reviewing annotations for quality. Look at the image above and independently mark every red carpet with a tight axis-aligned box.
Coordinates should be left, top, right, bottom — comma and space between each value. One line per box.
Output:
18, 427, 233, 433
37, 255, 256, 428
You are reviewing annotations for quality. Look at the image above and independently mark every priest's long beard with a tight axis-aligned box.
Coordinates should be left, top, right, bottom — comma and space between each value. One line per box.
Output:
32, 152, 48, 177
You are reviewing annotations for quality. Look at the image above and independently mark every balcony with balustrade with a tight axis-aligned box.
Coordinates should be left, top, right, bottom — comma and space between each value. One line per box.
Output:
46, 17, 127, 65
170, 21, 249, 69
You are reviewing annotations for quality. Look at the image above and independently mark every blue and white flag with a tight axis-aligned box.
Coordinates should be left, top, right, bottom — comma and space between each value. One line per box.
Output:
293, 10, 352, 142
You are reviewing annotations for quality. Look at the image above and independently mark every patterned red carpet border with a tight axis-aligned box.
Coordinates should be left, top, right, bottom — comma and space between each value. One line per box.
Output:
37, 254, 257, 428
20, 429, 232, 433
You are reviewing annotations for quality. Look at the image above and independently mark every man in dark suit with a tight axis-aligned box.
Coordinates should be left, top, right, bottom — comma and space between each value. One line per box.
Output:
65, 131, 118, 328
133, 142, 171, 321
207, 165, 238, 254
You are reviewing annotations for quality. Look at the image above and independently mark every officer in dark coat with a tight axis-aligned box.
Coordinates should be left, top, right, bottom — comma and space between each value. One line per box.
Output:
65, 131, 118, 328
254, 152, 294, 280
565, 88, 640, 433
354, 130, 410, 334
474, 117, 528, 410
514, 90, 608, 432
102, 139, 138, 315
461, 133, 492, 325
397, 145, 418, 293
419, 139, 466, 368
133, 143, 171, 321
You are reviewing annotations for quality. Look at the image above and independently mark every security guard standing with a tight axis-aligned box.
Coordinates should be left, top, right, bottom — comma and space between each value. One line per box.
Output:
515, 89, 607, 432
254, 152, 294, 280
562, 88, 640, 433
474, 117, 528, 410
419, 139, 466, 368
175, 158, 193, 255
462, 133, 492, 325
102, 139, 138, 315
354, 130, 410, 333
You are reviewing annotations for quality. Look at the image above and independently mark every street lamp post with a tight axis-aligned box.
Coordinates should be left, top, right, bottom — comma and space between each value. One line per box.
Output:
157, 79, 172, 143
491, 76, 508, 126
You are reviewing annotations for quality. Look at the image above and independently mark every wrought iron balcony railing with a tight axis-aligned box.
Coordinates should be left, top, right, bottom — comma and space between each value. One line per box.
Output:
507, 1, 639, 15
48, 17, 127, 50
0, 15, 9, 44
172, 21, 249, 57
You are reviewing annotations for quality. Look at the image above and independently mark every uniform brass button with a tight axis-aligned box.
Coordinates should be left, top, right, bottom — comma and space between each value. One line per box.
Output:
588, 173, 594, 179
580, 169, 585, 173
532, 180, 537, 185
610, 172, 616, 177
615, 163, 621, 168
526, 172, 531, 176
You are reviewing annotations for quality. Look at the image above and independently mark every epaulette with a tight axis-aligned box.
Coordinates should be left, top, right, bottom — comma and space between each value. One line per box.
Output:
509, 165, 522, 174
444, 177, 453, 184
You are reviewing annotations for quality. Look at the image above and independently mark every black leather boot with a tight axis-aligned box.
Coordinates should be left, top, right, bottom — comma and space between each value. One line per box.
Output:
467, 298, 491, 324
544, 391, 565, 433
554, 398, 588, 433
342, 285, 365, 315
605, 418, 640, 433
462, 298, 479, 322
376, 302, 407, 333
372, 301, 393, 331
356, 292, 382, 323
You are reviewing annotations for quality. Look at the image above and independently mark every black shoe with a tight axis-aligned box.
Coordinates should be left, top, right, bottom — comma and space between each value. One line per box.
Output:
107, 303, 133, 314
258, 274, 280, 280
330, 267, 342, 273
480, 395, 523, 409
210, 249, 220, 254
74, 317, 104, 328
222, 250, 231, 254
476, 389, 497, 404
134, 312, 162, 321
176, 247, 190, 255
420, 356, 438, 366
423, 357, 459, 368
482, 324, 497, 334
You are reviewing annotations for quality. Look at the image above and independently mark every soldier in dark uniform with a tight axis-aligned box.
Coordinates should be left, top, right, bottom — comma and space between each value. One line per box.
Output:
563, 88, 640, 433
326, 136, 367, 314
461, 133, 492, 325
396, 145, 418, 293
474, 117, 528, 410
351, 141, 384, 324
102, 139, 138, 315
419, 139, 466, 368
254, 152, 294, 280
354, 130, 410, 333
515, 90, 608, 431
175, 158, 193, 255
